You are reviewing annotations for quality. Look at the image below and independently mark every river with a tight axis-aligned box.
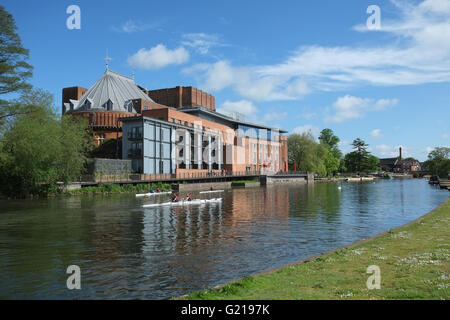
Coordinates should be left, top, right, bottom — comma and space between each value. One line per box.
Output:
0, 179, 448, 299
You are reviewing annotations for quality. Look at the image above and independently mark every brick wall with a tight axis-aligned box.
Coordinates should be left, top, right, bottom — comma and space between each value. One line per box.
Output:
62, 86, 88, 113
147, 86, 215, 111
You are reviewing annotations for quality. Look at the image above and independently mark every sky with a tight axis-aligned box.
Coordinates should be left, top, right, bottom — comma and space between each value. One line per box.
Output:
2, 0, 450, 161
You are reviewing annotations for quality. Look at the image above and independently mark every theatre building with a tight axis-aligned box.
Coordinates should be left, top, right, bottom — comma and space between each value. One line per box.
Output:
62, 68, 288, 175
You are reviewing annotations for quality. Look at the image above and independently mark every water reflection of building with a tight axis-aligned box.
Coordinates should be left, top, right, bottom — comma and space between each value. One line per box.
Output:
228, 187, 290, 226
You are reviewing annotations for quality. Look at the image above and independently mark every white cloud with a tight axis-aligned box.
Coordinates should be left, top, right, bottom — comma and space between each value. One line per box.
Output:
325, 95, 397, 123
261, 111, 288, 123
112, 20, 160, 33
375, 144, 404, 158
371, 129, 382, 138
442, 133, 450, 139
128, 44, 189, 70
184, 1, 450, 101
292, 125, 320, 137
183, 61, 311, 101
181, 33, 224, 54
216, 100, 258, 117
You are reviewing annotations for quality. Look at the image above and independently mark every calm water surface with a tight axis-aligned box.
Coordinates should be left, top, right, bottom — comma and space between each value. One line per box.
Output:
0, 179, 448, 299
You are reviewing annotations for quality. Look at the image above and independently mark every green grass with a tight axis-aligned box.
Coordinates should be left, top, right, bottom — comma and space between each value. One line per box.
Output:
179, 198, 450, 300
63, 182, 171, 195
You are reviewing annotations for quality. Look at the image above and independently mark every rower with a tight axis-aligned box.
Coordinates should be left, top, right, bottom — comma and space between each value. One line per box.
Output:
210, 186, 213, 191
185, 194, 192, 201
149, 187, 155, 194
171, 194, 179, 202
156, 187, 161, 193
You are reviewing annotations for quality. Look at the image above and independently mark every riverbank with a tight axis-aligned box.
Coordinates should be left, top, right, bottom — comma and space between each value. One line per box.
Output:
62, 182, 171, 196
181, 197, 450, 300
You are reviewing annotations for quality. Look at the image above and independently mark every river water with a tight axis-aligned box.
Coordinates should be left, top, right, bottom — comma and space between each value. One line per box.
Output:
0, 179, 448, 299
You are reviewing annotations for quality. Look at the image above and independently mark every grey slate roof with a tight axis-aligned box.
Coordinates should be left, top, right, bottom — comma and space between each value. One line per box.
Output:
68, 69, 153, 113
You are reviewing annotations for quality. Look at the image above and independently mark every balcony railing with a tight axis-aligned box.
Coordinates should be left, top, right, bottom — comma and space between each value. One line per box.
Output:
77, 170, 261, 184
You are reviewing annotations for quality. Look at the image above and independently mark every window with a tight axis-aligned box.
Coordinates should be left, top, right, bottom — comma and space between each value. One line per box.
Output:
84, 99, 91, 109
171, 118, 175, 123
106, 99, 113, 111
126, 101, 134, 113
177, 120, 182, 124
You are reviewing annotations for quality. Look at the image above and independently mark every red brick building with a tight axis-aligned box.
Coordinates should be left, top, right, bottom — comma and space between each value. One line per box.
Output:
63, 69, 288, 173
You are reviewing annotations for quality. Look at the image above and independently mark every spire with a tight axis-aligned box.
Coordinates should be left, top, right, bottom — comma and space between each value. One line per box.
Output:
105, 49, 112, 70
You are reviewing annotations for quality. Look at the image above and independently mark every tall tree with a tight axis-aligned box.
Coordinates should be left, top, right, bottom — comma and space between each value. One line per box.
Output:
319, 128, 343, 174
0, 5, 33, 119
344, 138, 379, 173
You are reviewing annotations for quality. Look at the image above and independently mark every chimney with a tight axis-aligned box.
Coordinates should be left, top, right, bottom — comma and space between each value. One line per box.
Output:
399, 147, 402, 160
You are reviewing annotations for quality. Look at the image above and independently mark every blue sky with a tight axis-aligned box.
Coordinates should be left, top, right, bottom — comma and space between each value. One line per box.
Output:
3, 0, 450, 161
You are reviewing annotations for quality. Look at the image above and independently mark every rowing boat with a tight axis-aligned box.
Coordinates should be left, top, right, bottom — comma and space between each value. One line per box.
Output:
199, 190, 224, 194
136, 191, 172, 198
142, 198, 222, 208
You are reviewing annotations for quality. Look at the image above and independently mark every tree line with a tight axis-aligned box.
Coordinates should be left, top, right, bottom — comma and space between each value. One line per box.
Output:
288, 129, 381, 176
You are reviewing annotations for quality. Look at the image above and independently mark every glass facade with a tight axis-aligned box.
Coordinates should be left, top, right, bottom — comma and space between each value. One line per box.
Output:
236, 125, 278, 141
142, 121, 173, 174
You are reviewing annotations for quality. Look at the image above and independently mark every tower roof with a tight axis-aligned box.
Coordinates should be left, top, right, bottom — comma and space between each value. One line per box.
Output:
69, 69, 153, 113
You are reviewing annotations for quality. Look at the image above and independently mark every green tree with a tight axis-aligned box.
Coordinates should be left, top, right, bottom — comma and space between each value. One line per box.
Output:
424, 147, 450, 178
319, 128, 342, 159
288, 131, 327, 176
319, 128, 342, 175
0, 6, 33, 119
344, 138, 379, 174
324, 149, 340, 175
0, 89, 91, 197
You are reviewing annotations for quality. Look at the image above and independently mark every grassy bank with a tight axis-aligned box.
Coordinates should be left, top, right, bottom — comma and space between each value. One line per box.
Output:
63, 182, 171, 195
181, 198, 450, 300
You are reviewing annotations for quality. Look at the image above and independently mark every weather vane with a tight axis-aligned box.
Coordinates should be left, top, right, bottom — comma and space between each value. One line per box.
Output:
105, 49, 112, 70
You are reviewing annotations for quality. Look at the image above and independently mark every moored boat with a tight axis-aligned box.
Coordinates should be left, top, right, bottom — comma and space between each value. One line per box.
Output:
429, 175, 440, 185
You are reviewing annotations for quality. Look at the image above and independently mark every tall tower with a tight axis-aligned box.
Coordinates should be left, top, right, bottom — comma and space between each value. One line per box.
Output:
399, 147, 402, 160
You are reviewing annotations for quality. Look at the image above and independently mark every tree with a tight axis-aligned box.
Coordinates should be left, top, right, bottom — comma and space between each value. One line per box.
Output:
288, 131, 327, 176
319, 128, 343, 175
0, 6, 33, 119
424, 147, 450, 178
0, 89, 91, 197
344, 138, 379, 174
319, 128, 342, 159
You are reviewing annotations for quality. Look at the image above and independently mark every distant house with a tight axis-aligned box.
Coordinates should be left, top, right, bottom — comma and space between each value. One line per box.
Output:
401, 158, 421, 172
379, 147, 421, 173
380, 157, 401, 172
